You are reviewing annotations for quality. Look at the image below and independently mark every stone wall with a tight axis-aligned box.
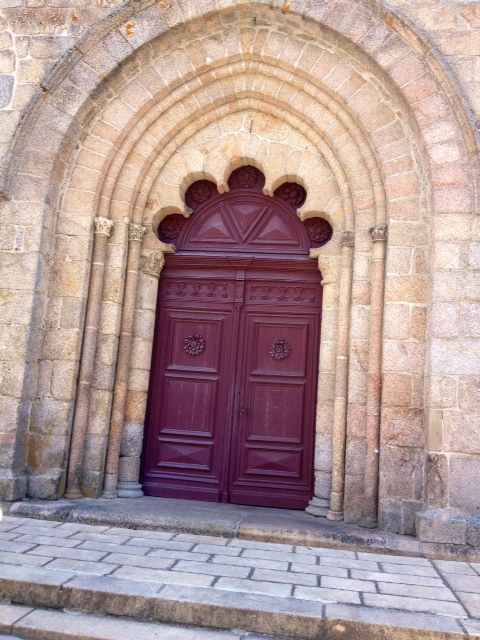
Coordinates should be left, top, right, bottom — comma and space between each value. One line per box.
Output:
0, 0, 479, 545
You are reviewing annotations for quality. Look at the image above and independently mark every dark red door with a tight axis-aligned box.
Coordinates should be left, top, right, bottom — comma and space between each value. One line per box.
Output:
142, 169, 323, 509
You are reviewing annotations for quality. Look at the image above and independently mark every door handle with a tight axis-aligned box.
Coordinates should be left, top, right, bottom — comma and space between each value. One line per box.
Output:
240, 408, 249, 414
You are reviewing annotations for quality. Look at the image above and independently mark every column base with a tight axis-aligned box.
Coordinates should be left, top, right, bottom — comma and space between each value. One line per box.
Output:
327, 509, 344, 522
64, 490, 84, 500
117, 481, 144, 498
305, 497, 329, 517
101, 473, 118, 499
358, 516, 378, 529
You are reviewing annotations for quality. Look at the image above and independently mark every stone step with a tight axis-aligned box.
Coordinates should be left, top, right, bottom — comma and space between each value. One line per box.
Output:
0, 604, 288, 640
0, 563, 475, 639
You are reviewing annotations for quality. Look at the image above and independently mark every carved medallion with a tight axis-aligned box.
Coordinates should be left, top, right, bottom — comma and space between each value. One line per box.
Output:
280, 184, 306, 208
190, 181, 212, 204
268, 338, 291, 360
237, 166, 259, 188
304, 217, 332, 245
159, 216, 184, 239
183, 334, 206, 356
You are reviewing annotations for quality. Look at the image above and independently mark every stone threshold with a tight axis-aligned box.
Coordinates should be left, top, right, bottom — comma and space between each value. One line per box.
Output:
0, 566, 477, 640
2, 497, 480, 562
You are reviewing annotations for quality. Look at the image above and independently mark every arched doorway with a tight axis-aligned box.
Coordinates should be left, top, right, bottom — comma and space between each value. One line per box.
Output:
142, 167, 330, 509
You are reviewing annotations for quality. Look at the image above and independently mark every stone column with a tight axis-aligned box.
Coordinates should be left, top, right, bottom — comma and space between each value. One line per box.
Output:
117, 249, 165, 498
360, 224, 388, 528
102, 223, 147, 498
327, 231, 355, 521
306, 252, 341, 517
65, 216, 114, 499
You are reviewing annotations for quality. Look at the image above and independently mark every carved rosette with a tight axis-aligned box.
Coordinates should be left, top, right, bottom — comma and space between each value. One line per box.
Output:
304, 217, 332, 245
159, 217, 183, 239
129, 224, 147, 242
371, 224, 388, 242
281, 184, 306, 207
140, 250, 165, 279
268, 338, 291, 360
190, 181, 212, 204
94, 217, 115, 237
237, 166, 259, 188
341, 231, 355, 247
183, 334, 206, 356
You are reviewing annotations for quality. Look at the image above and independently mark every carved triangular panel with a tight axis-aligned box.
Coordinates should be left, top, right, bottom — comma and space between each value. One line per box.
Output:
195, 209, 237, 242
225, 202, 268, 240
250, 211, 298, 246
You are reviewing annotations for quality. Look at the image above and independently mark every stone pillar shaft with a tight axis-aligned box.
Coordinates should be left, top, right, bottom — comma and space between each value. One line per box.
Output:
65, 217, 114, 499
102, 224, 147, 498
361, 224, 387, 527
327, 231, 354, 521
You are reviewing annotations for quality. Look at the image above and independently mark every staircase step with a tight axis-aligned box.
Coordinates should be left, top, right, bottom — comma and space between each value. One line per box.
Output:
0, 604, 289, 640
0, 564, 472, 639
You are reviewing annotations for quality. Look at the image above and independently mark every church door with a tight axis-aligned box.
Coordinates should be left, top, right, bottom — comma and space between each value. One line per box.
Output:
141, 169, 323, 509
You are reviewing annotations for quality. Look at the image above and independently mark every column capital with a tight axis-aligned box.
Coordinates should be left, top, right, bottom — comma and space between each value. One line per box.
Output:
370, 224, 387, 242
129, 223, 147, 242
140, 250, 165, 279
94, 216, 114, 237
341, 231, 355, 247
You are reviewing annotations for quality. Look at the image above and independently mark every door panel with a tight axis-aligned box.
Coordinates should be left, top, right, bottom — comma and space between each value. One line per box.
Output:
143, 260, 321, 509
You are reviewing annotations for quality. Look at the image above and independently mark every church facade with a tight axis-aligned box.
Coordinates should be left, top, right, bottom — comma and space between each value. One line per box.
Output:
0, 0, 479, 547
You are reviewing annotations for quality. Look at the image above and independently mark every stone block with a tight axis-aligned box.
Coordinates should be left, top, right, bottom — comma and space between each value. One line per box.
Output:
416, 507, 468, 545
378, 499, 422, 536
120, 422, 144, 457
450, 456, 480, 509
0, 564, 75, 608
27, 471, 66, 501
0, 75, 14, 108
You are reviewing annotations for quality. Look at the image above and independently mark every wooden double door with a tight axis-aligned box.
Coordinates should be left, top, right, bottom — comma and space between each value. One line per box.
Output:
142, 257, 322, 509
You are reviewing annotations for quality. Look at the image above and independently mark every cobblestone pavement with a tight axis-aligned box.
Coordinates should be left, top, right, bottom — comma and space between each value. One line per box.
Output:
1, 515, 480, 637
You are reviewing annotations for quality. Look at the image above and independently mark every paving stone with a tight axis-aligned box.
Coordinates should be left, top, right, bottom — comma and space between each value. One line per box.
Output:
43, 558, 118, 576
0, 551, 53, 567
127, 537, 194, 551
362, 593, 467, 617
0, 532, 21, 541
55, 523, 110, 533
471, 563, 480, 575
380, 562, 439, 577
294, 585, 361, 604
228, 539, 293, 552
324, 603, 466, 637
214, 577, 293, 598
0, 522, 20, 532
0, 603, 33, 634
15, 534, 82, 547
463, 617, 480, 635
455, 591, 480, 617
211, 555, 290, 572
0, 564, 75, 608
147, 548, 211, 562
241, 549, 317, 565
290, 563, 348, 578
9, 525, 71, 537
356, 552, 432, 566
101, 553, 175, 571
105, 528, 174, 540
112, 565, 215, 587
77, 540, 150, 556
27, 545, 108, 562
320, 557, 379, 571
71, 531, 132, 544
377, 581, 458, 601
13, 608, 242, 640
175, 534, 230, 545
193, 544, 242, 556
173, 560, 251, 579
0, 540, 37, 553
442, 572, 480, 593
434, 560, 477, 575
350, 569, 444, 587
251, 568, 317, 587
61, 575, 162, 619
295, 546, 355, 559
320, 576, 377, 592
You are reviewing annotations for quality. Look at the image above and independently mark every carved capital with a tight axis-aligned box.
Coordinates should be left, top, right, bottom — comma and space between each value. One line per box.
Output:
94, 216, 114, 237
371, 224, 387, 242
341, 231, 355, 247
129, 223, 147, 242
317, 255, 340, 286
140, 250, 165, 279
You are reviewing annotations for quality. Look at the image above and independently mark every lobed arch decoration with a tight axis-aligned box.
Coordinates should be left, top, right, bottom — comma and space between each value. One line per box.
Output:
0, 1, 477, 536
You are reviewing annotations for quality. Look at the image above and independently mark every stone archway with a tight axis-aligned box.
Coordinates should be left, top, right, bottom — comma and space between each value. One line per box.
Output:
0, 1, 478, 542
